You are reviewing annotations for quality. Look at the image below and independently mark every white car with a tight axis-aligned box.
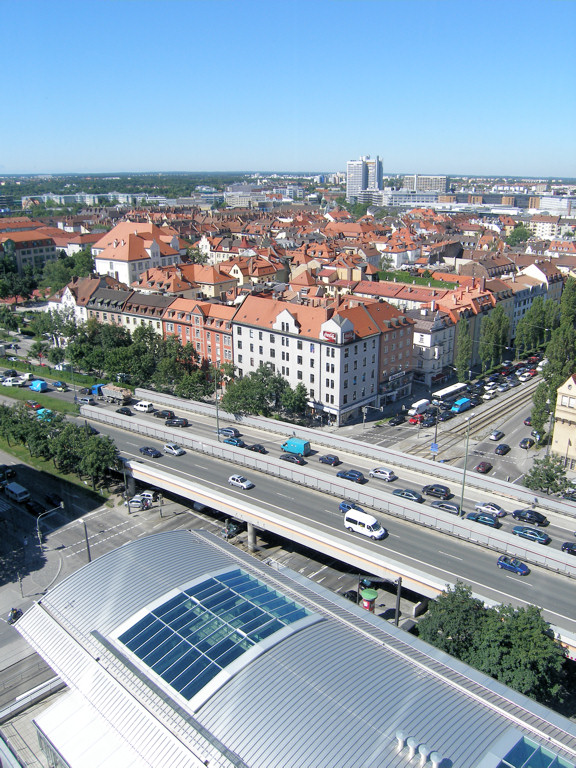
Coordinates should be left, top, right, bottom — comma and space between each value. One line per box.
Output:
368, 467, 397, 482
474, 501, 506, 517
482, 391, 496, 400
518, 373, 532, 382
123, 495, 150, 509
228, 474, 254, 490
164, 443, 185, 456
489, 429, 504, 441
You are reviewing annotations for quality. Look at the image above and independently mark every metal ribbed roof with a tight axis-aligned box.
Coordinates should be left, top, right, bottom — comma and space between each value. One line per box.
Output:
15, 529, 576, 768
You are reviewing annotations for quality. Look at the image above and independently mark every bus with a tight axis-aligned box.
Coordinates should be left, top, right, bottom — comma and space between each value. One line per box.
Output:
431, 382, 469, 406
451, 397, 472, 414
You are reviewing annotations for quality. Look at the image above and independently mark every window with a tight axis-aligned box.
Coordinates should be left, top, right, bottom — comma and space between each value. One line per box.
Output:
343, 394, 348, 404
310, 359, 314, 368
249, 329, 254, 338
249, 344, 254, 352
270, 334, 275, 343
259, 346, 263, 355
297, 371, 302, 380
310, 374, 315, 383
297, 355, 302, 365
238, 340, 242, 349
297, 340, 302, 350
258, 331, 263, 340
237, 327, 242, 335
270, 349, 275, 358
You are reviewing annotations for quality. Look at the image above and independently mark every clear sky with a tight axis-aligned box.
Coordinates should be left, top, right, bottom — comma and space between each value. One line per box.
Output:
2, 0, 575, 177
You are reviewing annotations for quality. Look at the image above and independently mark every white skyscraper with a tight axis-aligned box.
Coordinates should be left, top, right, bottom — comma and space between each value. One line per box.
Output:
346, 155, 383, 201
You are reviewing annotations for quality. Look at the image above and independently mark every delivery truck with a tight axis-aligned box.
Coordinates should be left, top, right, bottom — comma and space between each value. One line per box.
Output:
281, 437, 311, 456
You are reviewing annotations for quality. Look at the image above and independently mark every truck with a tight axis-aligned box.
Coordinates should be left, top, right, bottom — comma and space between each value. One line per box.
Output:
29, 380, 48, 393
408, 399, 430, 416
451, 397, 472, 414
281, 437, 311, 456
100, 383, 132, 405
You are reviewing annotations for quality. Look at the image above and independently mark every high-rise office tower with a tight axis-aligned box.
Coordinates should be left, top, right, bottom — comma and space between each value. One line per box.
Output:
346, 155, 383, 201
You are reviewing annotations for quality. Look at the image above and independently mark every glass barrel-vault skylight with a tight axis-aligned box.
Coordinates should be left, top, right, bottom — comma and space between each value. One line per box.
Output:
117, 569, 311, 701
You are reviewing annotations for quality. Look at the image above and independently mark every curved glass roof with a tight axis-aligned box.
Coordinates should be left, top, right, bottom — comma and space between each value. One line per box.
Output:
117, 568, 311, 702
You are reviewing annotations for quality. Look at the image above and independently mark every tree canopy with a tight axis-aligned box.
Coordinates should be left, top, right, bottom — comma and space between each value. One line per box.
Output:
506, 224, 532, 247
523, 454, 568, 495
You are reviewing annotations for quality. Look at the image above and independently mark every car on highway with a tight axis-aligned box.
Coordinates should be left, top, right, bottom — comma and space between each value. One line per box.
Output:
469, 396, 483, 407
512, 509, 548, 527
25, 400, 41, 410
409, 413, 425, 424
154, 410, 175, 419
369, 467, 397, 482
524, 416, 532, 426
339, 500, 363, 514
223, 437, 246, 448
466, 511, 501, 528
336, 469, 365, 483
53, 381, 68, 391
247, 444, 267, 454
392, 488, 424, 503
475, 462, 493, 474
474, 501, 506, 517
430, 500, 460, 515
489, 429, 504, 441
139, 446, 162, 458
512, 526, 551, 545
165, 417, 189, 428
437, 411, 454, 422
319, 454, 341, 466
388, 414, 405, 426
280, 453, 306, 465
164, 443, 185, 456
497, 556, 530, 576
561, 542, 576, 555
421, 415, 436, 427
495, 443, 510, 455
519, 438, 535, 449
219, 427, 241, 438
2, 369, 17, 378
115, 406, 133, 416
228, 474, 254, 490
422, 483, 451, 499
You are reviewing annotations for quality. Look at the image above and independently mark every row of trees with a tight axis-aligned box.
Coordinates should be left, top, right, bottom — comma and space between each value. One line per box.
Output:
0, 403, 118, 489
419, 583, 566, 705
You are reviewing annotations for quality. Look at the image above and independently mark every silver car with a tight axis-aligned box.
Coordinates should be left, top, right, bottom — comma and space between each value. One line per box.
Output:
368, 467, 397, 482
164, 443, 185, 456
228, 474, 254, 490
474, 501, 506, 517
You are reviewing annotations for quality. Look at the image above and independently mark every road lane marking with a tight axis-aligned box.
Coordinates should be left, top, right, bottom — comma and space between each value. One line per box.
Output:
438, 551, 463, 560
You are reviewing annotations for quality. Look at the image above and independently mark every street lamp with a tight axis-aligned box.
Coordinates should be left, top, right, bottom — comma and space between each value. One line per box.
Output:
79, 517, 91, 563
459, 414, 475, 516
546, 399, 554, 457
36, 502, 65, 549
214, 368, 221, 440
362, 404, 382, 430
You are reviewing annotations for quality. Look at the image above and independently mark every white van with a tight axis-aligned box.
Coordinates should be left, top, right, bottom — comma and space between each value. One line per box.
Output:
344, 510, 387, 540
2, 377, 21, 387
5, 482, 30, 503
134, 401, 154, 413
408, 399, 430, 416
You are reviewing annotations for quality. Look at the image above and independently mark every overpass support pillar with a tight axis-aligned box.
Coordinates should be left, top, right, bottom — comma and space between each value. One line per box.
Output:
247, 523, 257, 552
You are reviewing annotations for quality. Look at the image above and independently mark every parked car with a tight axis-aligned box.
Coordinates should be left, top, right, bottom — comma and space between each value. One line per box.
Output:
388, 414, 405, 426
392, 488, 424, 503
154, 409, 175, 420
430, 500, 460, 515
469, 396, 483, 407
342, 590, 359, 603
512, 526, 551, 545
2, 369, 17, 378
409, 413, 425, 424
219, 427, 241, 438
223, 437, 246, 448
475, 462, 493, 474
139, 446, 162, 458
497, 556, 529, 576
475, 501, 506, 517
247, 444, 267, 454
481, 391, 496, 400
421, 416, 436, 427
466, 511, 501, 528
530, 429, 542, 441
422, 483, 451, 499
507, 378, 520, 388
561, 542, 576, 555
280, 453, 306, 465
524, 416, 532, 426
165, 417, 189, 428
496, 383, 509, 393
369, 467, 397, 482
489, 429, 504, 441
336, 469, 365, 483
495, 444, 510, 455
339, 501, 364, 514
437, 411, 454, 422
519, 438, 535, 449
319, 454, 341, 466
512, 509, 548, 527
228, 474, 254, 490
164, 443, 185, 456
25, 400, 41, 410
116, 406, 132, 416
124, 494, 151, 510
518, 373, 532, 382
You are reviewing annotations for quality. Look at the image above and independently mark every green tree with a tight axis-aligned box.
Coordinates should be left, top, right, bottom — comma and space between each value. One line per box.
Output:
174, 370, 211, 399
281, 382, 309, 415
185, 246, 208, 264
560, 276, 576, 327
41, 258, 75, 292
530, 381, 551, 436
78, 434, 119, 490
222, 364, 289, 417
543, 324, 576, 410
479, 306, 509, 371
72, 247, 95, 276
30, 340, 49, 363
506, 224, 532, 246
0, 306, 19, 332
523, 454, 568, 495
455, 318, 473, 382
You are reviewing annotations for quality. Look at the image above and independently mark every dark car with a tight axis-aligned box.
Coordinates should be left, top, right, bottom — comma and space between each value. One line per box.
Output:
116, 406, 132, 416
165, 417, 189, 428
388, 414, 405, 426
561, 542, 576, 555
392, 488, 424, 503
342, 589, 359, 603
495, 443, 510, 455
2, 369, 17, 378
497, 556, 529, 576
422, 483, 451, 499
466, 511, 501, 528
336, 469, 365, 483
319, 454, 340, 466
223, 437, 246, 448
430, 500, 460, 515
437, 411, 454, 422
519, 438, 535, 450
45, 492, 62, 507
339, 500, 364, 514
512, 526, 551, 545
247, 444, 267, 454
154, 409, 175, 419
475, 461, 493, 474
219, 426, 241, 438
469, 396, 483, 407
24, 499, 47, 518
25, 400, 41, 410
139, 446, 162, 458
512, 509, 548, 527
421, 416, 436, 428
523, 416, 532, 426
280, 453, 306, 465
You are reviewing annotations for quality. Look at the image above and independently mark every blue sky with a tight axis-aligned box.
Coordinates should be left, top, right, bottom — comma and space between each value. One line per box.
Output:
2, 0, 574, 177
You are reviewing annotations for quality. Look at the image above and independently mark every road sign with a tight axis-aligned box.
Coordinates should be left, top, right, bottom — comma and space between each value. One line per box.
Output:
430, 442, 439, 453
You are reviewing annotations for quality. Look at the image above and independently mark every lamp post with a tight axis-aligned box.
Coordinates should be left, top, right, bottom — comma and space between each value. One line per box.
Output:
214, 368, 221, 440
79, 517, 91, 563
362, 404, 382, 430
36, 502, 65, 549
546, 399, 554, 457
459, 414, 475, 516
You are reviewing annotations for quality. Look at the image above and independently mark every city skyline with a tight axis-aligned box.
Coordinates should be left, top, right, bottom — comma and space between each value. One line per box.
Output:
2, 0, 575, 177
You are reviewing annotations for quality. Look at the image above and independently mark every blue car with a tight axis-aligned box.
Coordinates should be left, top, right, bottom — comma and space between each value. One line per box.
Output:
497, 555, 530, 576
139, 446, 162, 458
223, 437, 246, 448
512, 526, 551, 545
336, 469, 365, 483
339, 501, 364, 514
466, 511, 501, 528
